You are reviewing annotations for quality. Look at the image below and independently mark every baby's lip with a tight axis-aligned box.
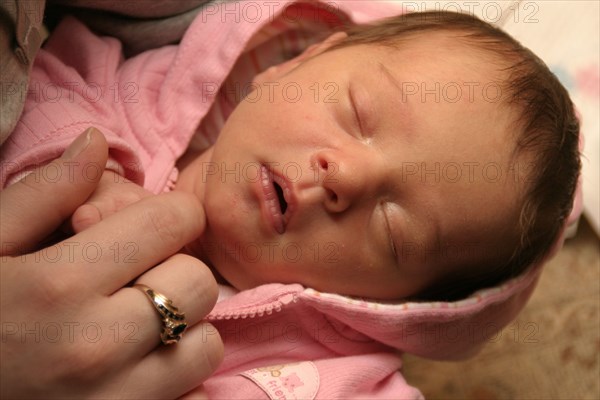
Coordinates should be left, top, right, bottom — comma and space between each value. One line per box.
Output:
258, 164, 296, 234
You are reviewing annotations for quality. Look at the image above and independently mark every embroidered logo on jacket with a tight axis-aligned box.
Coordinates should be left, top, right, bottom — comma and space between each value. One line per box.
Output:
241, 361, 320, 399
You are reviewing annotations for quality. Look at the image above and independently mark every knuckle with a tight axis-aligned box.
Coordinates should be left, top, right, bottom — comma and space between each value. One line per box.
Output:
17, 176, 45, 195
172, 254, 218, 310
118, 188, 146, 208
55, 341, 109, 383
164, 191, 206, 231
142, 192, 204, 245
144, 203, 184, 245
29, 270, 78, 307
192, 266, 219, 311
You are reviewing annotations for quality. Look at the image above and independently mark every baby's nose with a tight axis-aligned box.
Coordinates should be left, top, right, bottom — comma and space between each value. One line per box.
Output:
311, 150, 377, 213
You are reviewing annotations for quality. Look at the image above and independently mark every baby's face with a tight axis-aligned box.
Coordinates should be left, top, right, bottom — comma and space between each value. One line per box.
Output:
184, 33, 523, 300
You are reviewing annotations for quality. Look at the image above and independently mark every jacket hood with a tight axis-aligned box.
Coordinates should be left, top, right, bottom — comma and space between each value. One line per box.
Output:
207, 260, 540, 360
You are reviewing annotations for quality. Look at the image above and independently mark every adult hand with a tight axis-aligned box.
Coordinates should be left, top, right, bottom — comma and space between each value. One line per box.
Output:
0, 128, 223, 399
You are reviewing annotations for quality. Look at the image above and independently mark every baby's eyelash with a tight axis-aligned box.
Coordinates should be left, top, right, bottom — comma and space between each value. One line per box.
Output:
381, 203, 398, 260
390, 234, 398, 258
349, 86, 363, 135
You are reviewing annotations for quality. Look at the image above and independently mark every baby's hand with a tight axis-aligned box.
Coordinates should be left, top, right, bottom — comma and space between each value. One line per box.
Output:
70, 169, 152, 233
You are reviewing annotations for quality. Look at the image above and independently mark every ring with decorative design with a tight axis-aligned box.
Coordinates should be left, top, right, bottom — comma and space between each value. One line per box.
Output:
134, 284, 188, 345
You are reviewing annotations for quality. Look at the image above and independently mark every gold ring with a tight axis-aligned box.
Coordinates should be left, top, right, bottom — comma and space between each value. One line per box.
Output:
134, 284, 188, 345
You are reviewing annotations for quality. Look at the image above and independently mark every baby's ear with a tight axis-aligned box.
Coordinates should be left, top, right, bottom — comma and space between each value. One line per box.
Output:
253, 32, 348, 84
299, 31, 349, 61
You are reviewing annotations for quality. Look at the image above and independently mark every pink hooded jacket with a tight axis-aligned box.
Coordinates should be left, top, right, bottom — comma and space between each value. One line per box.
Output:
0, 1, 582, 398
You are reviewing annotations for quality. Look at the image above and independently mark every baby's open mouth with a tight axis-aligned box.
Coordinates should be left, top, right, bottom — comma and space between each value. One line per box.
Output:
273, 181, 288, 215
259, 164, 295, 234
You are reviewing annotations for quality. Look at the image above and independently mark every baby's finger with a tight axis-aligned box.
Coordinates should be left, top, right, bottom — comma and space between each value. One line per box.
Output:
69, 169, 151, 233
71, 203, 103, 233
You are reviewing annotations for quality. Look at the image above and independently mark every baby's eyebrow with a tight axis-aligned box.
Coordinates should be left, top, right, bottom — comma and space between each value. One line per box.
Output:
376, 61, 414, 132
378, 62, 403, 97
373, 61, 416, 138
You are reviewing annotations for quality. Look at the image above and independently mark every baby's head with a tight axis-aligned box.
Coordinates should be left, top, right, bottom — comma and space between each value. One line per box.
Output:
184, 11, 580, 301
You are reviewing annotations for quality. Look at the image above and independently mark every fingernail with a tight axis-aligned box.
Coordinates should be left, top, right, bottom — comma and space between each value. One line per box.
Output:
62, 128, 93, 159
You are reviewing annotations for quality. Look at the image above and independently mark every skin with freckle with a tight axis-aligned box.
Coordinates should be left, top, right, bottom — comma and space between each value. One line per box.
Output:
178, 32, 524, 300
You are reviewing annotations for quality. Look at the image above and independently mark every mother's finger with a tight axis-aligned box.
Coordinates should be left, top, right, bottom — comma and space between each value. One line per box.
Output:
34, 190, 206, 294
106, 254, 218, 356
0, 128, 108, 254
123, 323, 223, 399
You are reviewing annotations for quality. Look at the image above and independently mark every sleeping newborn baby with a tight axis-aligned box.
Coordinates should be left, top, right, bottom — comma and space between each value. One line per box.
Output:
70, 11, 580, 302
2, 5, 581, 397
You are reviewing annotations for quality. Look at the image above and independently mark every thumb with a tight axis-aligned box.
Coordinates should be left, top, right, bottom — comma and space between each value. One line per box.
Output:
0, 127, 109, 255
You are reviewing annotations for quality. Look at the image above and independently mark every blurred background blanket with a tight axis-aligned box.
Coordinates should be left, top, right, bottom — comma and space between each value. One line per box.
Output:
1, 0, 213, 143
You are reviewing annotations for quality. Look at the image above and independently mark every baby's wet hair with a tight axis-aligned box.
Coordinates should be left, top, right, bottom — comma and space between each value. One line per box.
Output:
330, 11, 581, 301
